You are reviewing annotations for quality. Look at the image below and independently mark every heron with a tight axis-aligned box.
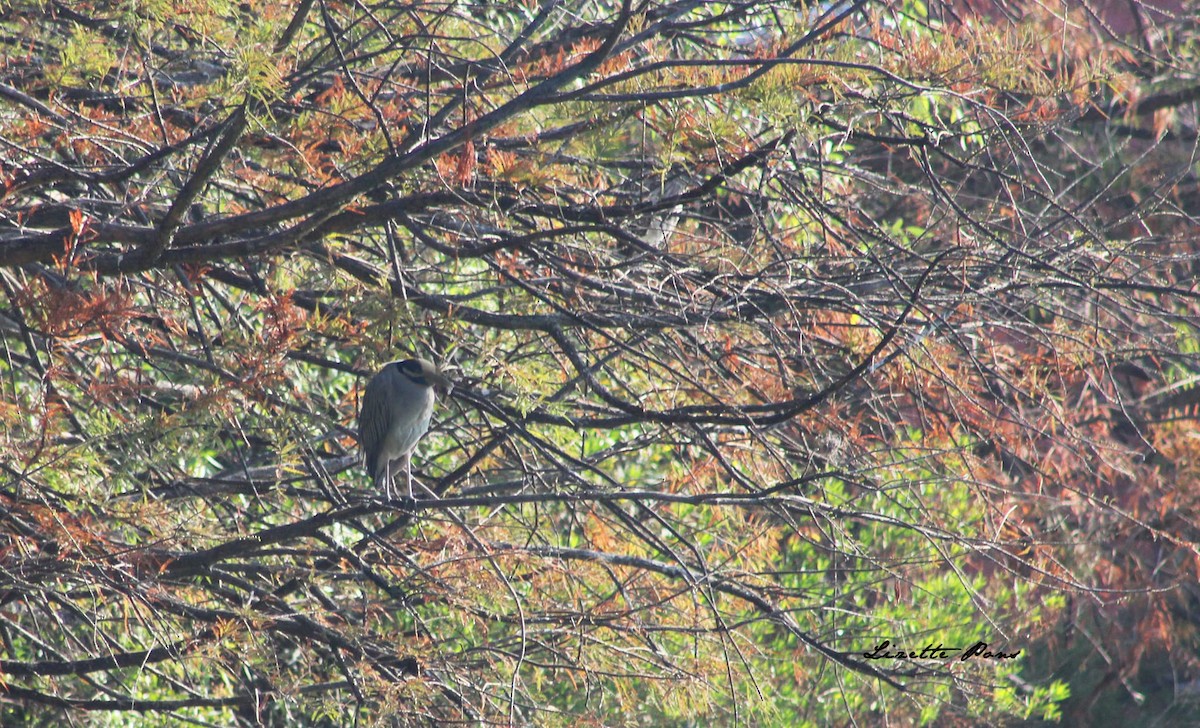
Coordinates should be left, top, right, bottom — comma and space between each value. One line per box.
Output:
358, 358, 451, 500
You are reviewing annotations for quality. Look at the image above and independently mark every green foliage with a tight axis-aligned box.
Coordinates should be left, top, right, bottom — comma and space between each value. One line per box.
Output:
1, 0, 1198, 725
48, 25, 116, 86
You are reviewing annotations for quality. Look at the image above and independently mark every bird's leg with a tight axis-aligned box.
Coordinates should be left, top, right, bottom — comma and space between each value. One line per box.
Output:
384, 459, 394, 501
405, 452, 414, 500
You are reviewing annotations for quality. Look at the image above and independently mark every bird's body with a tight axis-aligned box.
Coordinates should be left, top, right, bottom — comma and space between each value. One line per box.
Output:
358, 358, 450, 499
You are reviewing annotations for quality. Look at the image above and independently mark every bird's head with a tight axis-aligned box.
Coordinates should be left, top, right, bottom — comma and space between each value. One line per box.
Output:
398, 358, 453, 395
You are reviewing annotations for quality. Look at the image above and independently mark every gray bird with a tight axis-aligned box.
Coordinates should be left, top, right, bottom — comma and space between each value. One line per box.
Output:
358, 358, 451, 500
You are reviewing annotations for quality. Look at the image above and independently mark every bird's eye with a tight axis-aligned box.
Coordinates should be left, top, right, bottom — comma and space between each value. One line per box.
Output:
399, 360, 427, 384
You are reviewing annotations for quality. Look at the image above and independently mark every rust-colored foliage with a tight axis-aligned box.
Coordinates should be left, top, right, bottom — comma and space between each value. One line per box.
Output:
1, 0, 1198, 725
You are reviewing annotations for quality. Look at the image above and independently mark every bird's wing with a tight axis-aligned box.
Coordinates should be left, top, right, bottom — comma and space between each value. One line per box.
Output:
359, 369, 394, 480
